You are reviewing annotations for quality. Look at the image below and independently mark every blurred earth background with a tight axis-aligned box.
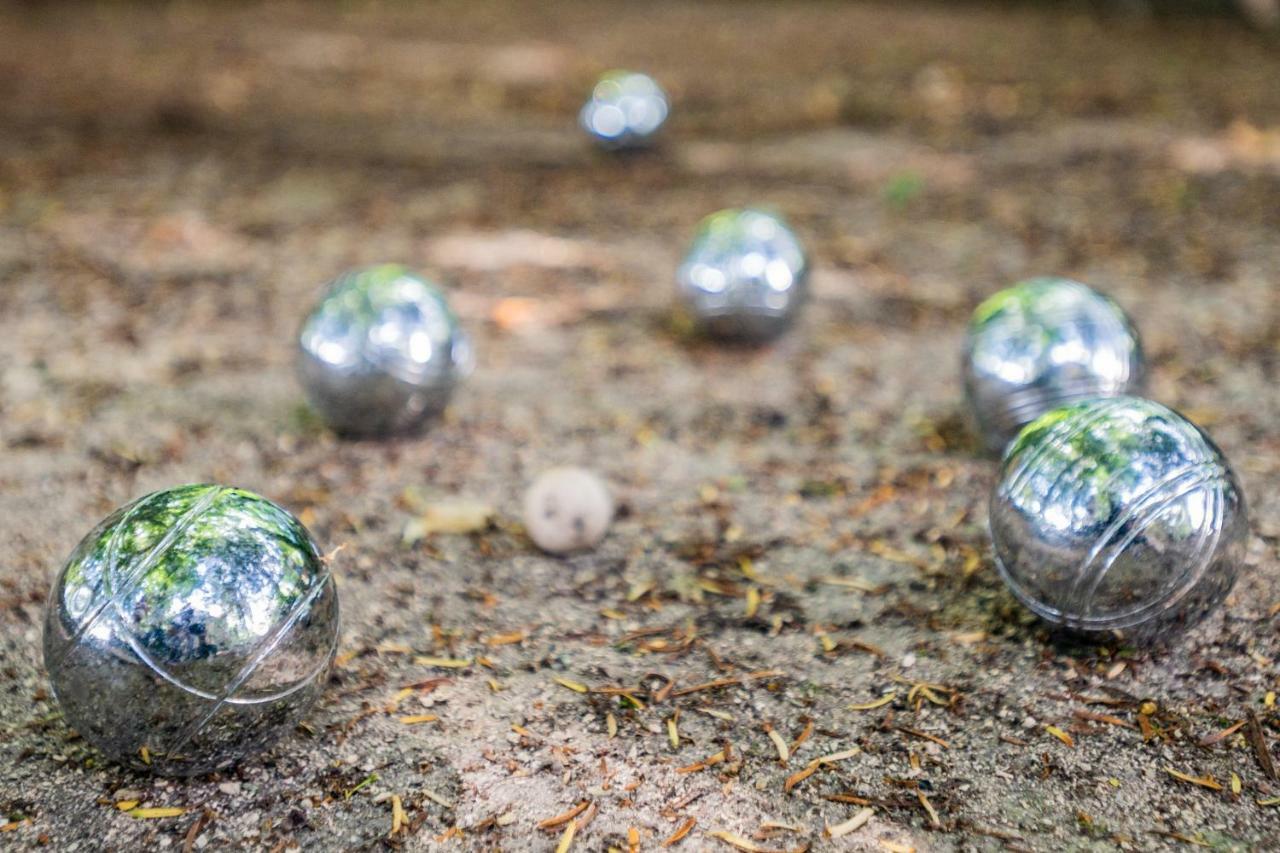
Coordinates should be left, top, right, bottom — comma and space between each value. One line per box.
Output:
2, 2, 1280, 850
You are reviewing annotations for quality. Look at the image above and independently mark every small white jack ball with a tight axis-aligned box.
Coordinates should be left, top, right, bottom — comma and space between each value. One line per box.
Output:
523, 468, 614, 554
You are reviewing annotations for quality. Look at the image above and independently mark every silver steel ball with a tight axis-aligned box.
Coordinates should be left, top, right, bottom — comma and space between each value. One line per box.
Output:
990, 397, 1247, 643
676, 208, 808, 343
579, 70, 669, 150
298, 264, 471, 437
963, 277, 1144, 454
43, 484, 340, 776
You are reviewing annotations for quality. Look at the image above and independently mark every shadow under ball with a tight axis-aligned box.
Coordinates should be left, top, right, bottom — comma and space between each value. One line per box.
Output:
43, 484, 339, 776
963, 277, 1144, 454
298, 264, 471, 438
990, 397, 1247, 644
676, 208, 808, 343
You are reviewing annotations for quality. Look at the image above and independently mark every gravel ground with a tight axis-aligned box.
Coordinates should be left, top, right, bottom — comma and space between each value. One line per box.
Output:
2, 2, 1280, 850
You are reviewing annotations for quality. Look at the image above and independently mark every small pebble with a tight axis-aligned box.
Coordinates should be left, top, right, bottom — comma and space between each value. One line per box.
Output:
523, 468, 614, 554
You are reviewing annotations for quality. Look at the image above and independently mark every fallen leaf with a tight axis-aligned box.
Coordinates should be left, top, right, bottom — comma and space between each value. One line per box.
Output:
826, 807, 874, 839
404, 500, 494, 542
127, 807, 186, 819
1166, 767, 1223, 790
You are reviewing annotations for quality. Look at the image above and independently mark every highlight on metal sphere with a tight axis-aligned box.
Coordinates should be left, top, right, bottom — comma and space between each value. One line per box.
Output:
43, 484, 340, 776
963, 277, 1144, 454
989, 396, 1247, 644
297, 264, 472, 437
579, 70, 669, 149
676, 207, 808, 343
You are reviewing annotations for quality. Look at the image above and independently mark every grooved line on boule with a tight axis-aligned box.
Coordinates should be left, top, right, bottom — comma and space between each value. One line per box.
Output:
159, 569, 334, 766
1002, 397, 1125, 499
1071, 462, 1218, 591
1038, 444, 1104, 515
52, 486, 227, 672
1162, 477, 1228, 612
1073, 476, 1226, 631
1067, 463, 1222, 624
995, 370, 1132, 437
114, 551, 335, 702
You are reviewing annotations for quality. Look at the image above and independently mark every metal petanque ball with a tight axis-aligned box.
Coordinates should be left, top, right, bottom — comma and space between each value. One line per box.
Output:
963, 277, 1144, 454
990, 397, 1247, 643
579, 70, 669, 150
43, 484, 339, 776
676, 208, 808, 343
298, 264, 472, 437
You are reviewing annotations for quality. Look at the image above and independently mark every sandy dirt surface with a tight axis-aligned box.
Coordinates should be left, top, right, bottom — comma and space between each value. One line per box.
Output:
2, 2, 1280, 850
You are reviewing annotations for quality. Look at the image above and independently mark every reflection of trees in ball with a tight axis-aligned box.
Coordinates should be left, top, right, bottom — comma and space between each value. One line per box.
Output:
990, 397, 1246, 643
44, 484, 339, 775
579, 70, 669, 150
297, 264, 471, 437
964, 277, 1144, 454
676, 208, 808, 343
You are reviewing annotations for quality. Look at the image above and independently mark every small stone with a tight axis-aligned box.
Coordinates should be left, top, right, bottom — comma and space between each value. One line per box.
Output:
523, 468, 614, 555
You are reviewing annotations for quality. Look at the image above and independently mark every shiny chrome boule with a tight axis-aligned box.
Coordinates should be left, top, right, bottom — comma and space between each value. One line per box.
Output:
990, 397, 1246, 644
676, 208, 808, 343
43, 485, 339, 776
963, 277, 1144, 454
298, 264, 471, 437
579, 70, 669, 150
